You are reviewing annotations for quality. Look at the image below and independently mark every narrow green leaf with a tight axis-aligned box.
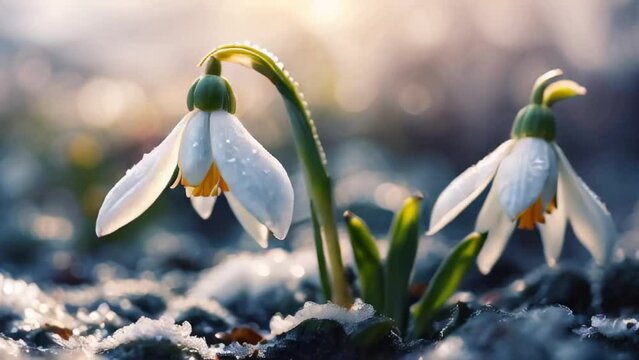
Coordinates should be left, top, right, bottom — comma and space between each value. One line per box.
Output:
344, 211, 385, 310
412, 232, 487, 338
383, 195, 423, 334
312, 203, 332, 302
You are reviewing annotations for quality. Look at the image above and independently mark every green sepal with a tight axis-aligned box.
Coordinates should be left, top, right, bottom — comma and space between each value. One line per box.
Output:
186, 78, 199, 111
344, 210, 385, 311
383, 195, 423, 334
510, 104, 556, 141
411, 232, 487, 339
193, 75, 227, 112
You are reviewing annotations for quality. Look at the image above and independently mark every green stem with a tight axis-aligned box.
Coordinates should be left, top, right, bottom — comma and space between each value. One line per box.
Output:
202, 43, 352, 306
530, 69, 563, 105
312, 202, 332, 302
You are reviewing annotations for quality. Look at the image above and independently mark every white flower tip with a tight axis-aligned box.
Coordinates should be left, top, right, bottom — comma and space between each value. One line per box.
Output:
256, 235, 268, 248
592, 247, 612, 267
477, 260, 492, 275
271, 227, 288, 241
426, 216, 448, 236
198, 212, 212, 220
190, 196, 216, 220
95, 224, 103, 237
95, 213, 113, 237
265, 203, 293, 240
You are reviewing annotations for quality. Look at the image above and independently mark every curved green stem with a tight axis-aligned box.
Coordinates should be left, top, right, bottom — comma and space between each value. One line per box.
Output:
531, 69, 563, 105
201, 43, 352, 306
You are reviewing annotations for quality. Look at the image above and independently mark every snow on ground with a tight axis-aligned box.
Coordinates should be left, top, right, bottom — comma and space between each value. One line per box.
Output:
188, 248, 320, 303
270, 299, 375, 335
59, 316, 218, 359
0, 274, 76, 330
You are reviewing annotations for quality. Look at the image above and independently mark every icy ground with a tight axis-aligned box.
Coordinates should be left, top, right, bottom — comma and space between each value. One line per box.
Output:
2, 232, 639, 359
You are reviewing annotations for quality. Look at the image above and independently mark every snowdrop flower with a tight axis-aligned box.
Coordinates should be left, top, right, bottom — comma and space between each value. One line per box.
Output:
96, 58, 294, 247
427, 69, 616, 274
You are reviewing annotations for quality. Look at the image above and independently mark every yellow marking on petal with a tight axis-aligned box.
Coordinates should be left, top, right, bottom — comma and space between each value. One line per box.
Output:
546, 196, 557, 214
180, 163, 229, 197
517, 196, 556, 230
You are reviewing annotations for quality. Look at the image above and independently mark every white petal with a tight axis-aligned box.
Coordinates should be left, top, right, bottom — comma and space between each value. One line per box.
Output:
540, 146, 559, 209
226, 191, 269, 248
555, 145, 616, 265
537, 204, 567, 267
427, 140, 515, 236
495, 138, 556, 220
190, 196, 217, 220
209, 110, 294, 239
476, 208, 516, 275
96, 114, 190, 236
475, 182, 500, 232
178, 111, 213, 185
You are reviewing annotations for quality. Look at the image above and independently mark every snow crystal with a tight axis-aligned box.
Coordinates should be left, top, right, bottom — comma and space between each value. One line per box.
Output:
0, 336, 26, 359
269, 299, 375, 336
76, 302, 124, 328
428, 336, 471, 360
92, 316, 217, 359
588, 315, 639, 337
164, 297, 237, 326
0, 274, 76, 329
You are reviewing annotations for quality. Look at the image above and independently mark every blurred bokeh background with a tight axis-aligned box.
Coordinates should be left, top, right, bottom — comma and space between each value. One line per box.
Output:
0, 0, 638, 286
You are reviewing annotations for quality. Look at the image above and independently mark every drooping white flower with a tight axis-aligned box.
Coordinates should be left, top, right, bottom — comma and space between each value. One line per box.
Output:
427, 70, 616, 274
96, 64, 294, 247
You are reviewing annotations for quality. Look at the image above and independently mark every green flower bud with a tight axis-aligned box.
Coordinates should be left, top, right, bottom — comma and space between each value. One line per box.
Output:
511, 104, 556, 141
193, 75, 227, 111
511, 70, 587, 141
